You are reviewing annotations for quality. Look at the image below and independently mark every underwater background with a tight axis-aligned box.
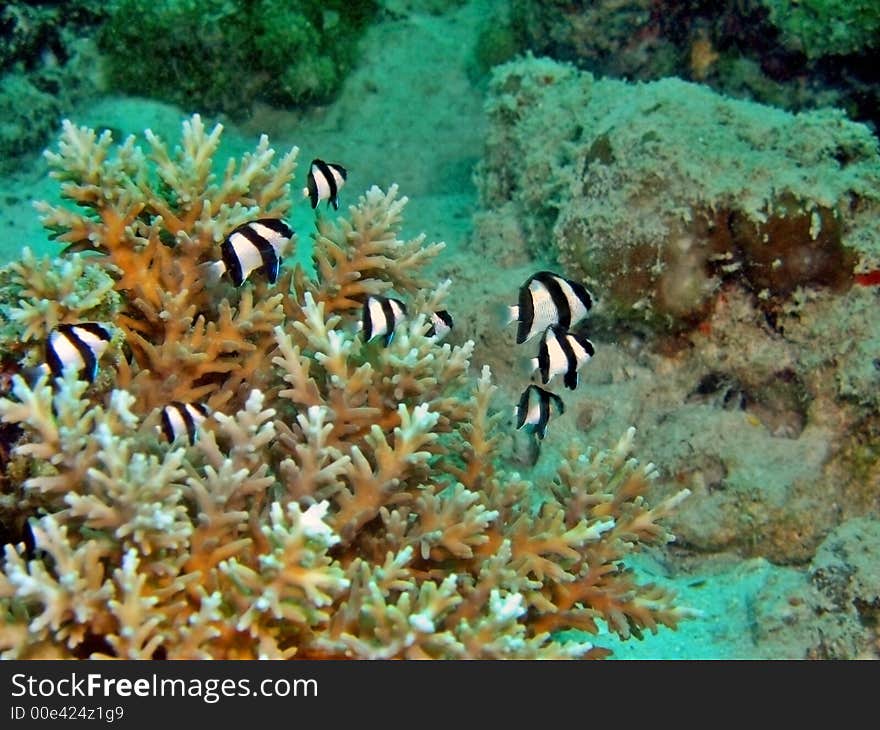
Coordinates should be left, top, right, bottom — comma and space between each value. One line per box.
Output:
0, 0, 878, 659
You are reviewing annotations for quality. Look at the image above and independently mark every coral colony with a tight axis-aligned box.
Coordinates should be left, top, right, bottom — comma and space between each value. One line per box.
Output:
0, 115, 694, 659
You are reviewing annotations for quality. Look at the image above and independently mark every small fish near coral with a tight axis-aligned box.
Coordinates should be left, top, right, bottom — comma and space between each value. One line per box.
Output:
505, 271, 597, 452
204, 218, 294, 287
362, 295, 407, 346
304, 158, 348, 210
530, 324, 594, 390
515, 384, 565, 440
27, 322, 112, 384
361, 296, 454, 346
159, 401, 210, 445
0, 116, 696, 660
506, 270, 595, 344
425, 309, 454, 340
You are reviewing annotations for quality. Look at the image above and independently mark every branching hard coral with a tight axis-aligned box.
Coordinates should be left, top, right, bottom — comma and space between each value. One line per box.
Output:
0, 115, 694, 659
34, 115, 295, 411
0, 249, 120, 347
287, 184, 446, 318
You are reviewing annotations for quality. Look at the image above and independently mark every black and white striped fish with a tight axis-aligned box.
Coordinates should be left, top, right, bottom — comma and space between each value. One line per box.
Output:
506, 271, 594, 344
426, 309, 454, 340
160, 402, 210, 445
42, 323, 112, 382
205, 218, 293, 287
304, 158, 347, 210
515, 384, 565, 440
362, 295, 407, 346
530, 325, 595, 390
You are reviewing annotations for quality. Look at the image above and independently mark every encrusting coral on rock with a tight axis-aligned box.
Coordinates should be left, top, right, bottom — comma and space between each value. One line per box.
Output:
0, 115, 693, 658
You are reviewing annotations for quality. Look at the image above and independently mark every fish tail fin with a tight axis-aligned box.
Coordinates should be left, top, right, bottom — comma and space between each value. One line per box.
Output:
493, 301, 518, 330
512, 429, 542, 467
199, 260, 226, 286
22, 363, 50, 388
514, 355, 539, 381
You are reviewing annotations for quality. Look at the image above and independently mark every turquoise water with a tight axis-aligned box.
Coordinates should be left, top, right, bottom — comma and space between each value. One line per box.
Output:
0, 0, 878, 660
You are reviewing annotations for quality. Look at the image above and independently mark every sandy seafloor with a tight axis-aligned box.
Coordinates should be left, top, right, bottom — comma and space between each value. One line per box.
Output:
0, 0, 855, 660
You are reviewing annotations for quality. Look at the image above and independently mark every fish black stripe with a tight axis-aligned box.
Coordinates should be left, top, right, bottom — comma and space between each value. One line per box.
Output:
220, 236, 245, 286
177, 402, 198, 445
329, 164, 346, 209
329, 163, 347, 182
533, 272, 573, 330
57, 324, 98, 381
579, 335, 594, 388
537, 386, 550, 439
45, 332, 65, 379
558, 328, 581, 390
566, 332, 595, 391
427, 309, 453, 338
258, 218, 293, 239
73, 322, 111, 342
238, 223, 280, 283
516, 386, 532, 430
190, 402, 210, 418
570, 280, 594, 312
517, 280, 536, 345
362, 298, 375, 342
307, 169, 320, 208
313, 159, 338, 207
541, 387, 565, 438
160, 407, 176, 442
380, 297, 398, 346
537, 329, 552, 384
162, 402, 197, 445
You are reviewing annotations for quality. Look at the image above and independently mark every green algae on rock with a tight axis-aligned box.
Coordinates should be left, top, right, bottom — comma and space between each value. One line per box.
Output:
760, 0, 880, 59
0, 1, 105, 171
98, 0, 378, 117
507, 2, 880, 134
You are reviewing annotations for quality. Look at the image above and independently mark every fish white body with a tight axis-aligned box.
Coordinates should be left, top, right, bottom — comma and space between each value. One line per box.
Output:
426, 310, 454, 340
160, 402, 210, 445
45, 323, 111, 382
530, 325, 595, 390
510, 271, 594, 344
515, 384, 564, 440
363, 295, 407, 345
227, 229, 267, 282
212, 218, 293, 287
304, 159, 347, 209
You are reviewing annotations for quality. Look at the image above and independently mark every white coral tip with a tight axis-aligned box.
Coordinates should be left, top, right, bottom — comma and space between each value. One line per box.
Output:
409, 612, 435, 634
300, 500, 337, 543
490, 590, 525, 623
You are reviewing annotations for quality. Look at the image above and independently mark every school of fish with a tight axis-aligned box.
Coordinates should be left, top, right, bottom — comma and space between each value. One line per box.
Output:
34, 157, 596, 451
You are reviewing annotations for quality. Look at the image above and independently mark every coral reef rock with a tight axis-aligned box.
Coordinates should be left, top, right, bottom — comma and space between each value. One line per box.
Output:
474, 56, 880, 565
477, 56, 880, 333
